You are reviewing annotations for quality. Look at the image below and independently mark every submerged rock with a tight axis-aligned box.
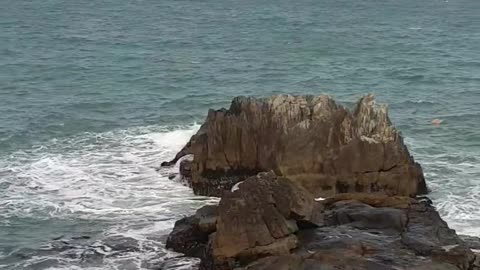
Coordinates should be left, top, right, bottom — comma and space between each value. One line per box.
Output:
163, 94, 427, 197
166, 173, 478, 270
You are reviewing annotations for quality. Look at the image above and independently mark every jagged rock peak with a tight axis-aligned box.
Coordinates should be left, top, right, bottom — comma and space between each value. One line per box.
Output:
164, 94, 427, 197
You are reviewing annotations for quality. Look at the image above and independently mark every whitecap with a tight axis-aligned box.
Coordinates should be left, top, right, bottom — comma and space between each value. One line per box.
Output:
0, 123, 215, 269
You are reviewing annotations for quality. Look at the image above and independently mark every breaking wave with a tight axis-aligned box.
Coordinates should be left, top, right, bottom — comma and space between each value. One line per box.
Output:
0, 124, 217, 270
0, 124, 478, 270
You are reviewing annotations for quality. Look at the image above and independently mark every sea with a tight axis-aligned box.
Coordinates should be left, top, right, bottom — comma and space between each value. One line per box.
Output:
0, 0, 479, 269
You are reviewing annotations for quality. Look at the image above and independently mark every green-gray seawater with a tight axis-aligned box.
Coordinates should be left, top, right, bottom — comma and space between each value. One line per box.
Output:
0, 0, 479, 269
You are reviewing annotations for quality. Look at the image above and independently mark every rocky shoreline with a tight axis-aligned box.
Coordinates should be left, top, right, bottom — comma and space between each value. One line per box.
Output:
162, 95, 479, 270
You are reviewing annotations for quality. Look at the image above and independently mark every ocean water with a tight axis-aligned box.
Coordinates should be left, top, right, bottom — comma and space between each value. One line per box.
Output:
0, 0, 479, 269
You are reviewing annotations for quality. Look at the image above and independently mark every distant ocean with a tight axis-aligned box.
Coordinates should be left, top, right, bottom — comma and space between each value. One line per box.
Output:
0, 0, 479, 269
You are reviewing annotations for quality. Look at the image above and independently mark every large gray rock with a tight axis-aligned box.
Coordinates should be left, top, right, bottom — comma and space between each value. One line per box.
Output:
211, 172, 314, 267
240, 194, 478, 270
163, 94, 427, 197
166, 174, 478, 270
167, 172, 317, 269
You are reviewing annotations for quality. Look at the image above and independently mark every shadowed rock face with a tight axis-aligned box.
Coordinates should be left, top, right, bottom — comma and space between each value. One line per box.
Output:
165, 94, 427, 197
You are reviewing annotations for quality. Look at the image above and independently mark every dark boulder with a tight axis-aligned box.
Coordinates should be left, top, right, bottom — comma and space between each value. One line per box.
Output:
239, 193, 478, 270
167, 182, 479, 270
325, 200, 407, 232
166, 172, 317, 269
165, 215, 208, 259
165, 205, 218, 259
195, 204, 218, 234
211, 172, 314, 267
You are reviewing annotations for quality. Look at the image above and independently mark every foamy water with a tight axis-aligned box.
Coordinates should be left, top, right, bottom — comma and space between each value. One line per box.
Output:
0, 123, 479, 269
405, 137, 480, 236
1, 0, 479, 266
0, 124, 219, 270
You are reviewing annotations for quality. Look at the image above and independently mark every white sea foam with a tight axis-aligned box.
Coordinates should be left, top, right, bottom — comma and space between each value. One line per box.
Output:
404, 137, 480, 237
1, 125, 479, 269
0, 124, 217, 269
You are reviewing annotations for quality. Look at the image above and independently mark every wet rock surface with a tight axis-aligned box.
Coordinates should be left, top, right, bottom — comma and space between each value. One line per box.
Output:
166, 205, 218, 259
179, 156, 193, 183
166, 173, 479, 270
163, 94, 427, 197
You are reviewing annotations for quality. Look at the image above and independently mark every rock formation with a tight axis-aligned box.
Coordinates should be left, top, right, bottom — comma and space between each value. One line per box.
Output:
166, 172, 479, 270
163, 94, 480, 269
163, 94, 427, 197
